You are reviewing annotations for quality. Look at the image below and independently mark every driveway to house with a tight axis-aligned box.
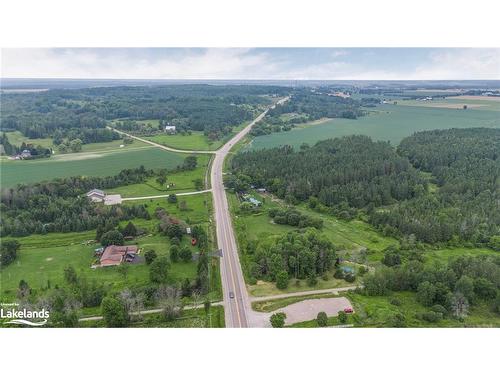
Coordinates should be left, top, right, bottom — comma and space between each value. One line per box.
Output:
121, 189, 212, 201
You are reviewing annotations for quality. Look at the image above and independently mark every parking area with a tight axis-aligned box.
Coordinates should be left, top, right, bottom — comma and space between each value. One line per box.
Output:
278, 297, 353, 325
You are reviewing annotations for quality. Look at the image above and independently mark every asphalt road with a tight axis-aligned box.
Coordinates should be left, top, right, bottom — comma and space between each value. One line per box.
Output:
211, 98, 289, 328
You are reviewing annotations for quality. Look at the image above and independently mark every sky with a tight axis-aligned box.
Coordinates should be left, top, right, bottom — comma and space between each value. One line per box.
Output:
1, 48, 499, 80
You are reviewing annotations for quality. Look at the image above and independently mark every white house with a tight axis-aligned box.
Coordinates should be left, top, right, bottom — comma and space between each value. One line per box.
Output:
86, 189, 106, 202
164, 125, 176, 134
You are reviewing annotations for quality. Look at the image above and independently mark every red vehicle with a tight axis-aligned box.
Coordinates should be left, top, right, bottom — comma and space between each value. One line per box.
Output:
343, 307, 354, 314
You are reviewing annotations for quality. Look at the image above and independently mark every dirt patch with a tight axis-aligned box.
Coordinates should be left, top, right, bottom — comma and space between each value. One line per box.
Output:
278, 297, 353, 325
45, 257, 53, 261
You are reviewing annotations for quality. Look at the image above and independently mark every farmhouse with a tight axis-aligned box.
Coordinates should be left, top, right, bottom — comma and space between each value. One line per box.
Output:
164, 125, 176, 134
99, 245, 138, 267
86, 189, 106, 202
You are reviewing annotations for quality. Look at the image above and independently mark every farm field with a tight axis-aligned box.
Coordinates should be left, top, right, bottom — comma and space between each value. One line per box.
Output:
248, 103, 500, 149
0, 147, 185, 187
108, 154, 211, 197
397, 96, 500, 111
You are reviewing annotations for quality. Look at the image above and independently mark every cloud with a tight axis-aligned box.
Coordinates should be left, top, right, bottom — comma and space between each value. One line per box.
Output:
1, 48, 499, 80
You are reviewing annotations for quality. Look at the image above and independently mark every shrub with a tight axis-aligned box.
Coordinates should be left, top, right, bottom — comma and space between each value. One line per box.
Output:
417, 311, 443, 323
144, 249, 157, 265
333, 269, 344, 279
307, 274, 318, 286
276, 271, 289, 290
390, 297, 401, 306
270, 312, 286, 328
179, 247, 192, 262
317, 312, 328, 327
344, 273, 356, 283
431, 304, 447, 315
338, 311, 348, 324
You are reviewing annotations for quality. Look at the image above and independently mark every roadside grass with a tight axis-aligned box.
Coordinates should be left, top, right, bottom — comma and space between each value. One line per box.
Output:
108, 154, 210, 197
248, 103, 500, 149
0, 147, 186, 188
248, 277, 355, 298
79, 139, 146, 152
78, 306, 225, 328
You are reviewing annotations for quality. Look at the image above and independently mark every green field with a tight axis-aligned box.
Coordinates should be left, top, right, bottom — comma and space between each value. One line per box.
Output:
1, 147, 185, 187
109, 154, 211, 197
146, 131, 223, 151
1, 130, 54, 149
0, 231, 197, 302
248, 103, 500, 149
144, 121, 249, 151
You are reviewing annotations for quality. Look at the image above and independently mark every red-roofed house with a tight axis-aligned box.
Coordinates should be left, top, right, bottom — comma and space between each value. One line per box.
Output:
99, 245, 138, 267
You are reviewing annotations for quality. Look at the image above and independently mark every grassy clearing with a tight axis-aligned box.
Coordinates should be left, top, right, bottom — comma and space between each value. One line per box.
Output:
0, 147, 185, 187
0, 232, 197, 302
146, 131, 223, 151
248, 104, 500, 149
0, 131, 54, 149
108, 154, 210, 197
78, 305, 225, 328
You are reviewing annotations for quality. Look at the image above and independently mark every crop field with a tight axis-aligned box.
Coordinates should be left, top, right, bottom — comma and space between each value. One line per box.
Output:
248, 103, 500, 149
0, 147, 185, 187
397, 96, 500, 111
108, 154, 210, 197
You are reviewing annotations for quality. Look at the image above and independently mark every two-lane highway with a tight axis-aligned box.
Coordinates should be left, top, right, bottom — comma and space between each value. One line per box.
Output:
211, 98, 289, 327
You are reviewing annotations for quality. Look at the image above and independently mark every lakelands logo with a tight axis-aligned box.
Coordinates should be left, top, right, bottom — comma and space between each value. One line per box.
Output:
1, 303, 50, 326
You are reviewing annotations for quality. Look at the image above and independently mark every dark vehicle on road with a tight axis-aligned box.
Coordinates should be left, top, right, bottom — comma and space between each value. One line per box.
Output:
229, 291, 235, 298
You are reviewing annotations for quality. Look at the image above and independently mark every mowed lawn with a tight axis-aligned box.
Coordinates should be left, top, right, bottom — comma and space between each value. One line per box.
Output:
1, 147, 186, 187
108, 154, 211, 197
248, 103, 500, 149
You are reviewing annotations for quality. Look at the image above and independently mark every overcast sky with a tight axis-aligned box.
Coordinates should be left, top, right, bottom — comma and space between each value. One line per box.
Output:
2, 48, 499, 80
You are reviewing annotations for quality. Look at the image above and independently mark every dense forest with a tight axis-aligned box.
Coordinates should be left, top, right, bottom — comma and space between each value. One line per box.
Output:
0, 85, 288, 143
246, 229, 337, 288
231, 129, 500, 248
231, 135, 425, 207
371, 128, 499, 246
